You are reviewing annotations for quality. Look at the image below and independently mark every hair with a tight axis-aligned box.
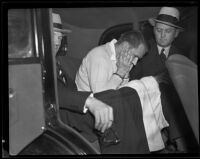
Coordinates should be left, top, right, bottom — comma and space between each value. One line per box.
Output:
116, 30, 148, 52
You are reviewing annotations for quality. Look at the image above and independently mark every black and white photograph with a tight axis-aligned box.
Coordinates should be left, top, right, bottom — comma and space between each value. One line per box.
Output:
3, 1, 199, 157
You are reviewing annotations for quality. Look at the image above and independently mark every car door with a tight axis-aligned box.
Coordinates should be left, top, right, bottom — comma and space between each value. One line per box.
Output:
6, 8, 99, 156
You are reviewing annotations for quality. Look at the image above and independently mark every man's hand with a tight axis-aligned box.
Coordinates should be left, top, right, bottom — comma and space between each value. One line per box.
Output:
116, 50, 133, 78
85, 96, 113, 133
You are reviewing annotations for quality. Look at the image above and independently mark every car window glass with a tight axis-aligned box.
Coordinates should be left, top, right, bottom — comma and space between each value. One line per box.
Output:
8, 9, 33, 58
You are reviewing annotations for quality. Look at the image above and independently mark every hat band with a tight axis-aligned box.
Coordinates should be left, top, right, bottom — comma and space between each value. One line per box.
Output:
53, 23, 63, 29
156, 14, 179, 25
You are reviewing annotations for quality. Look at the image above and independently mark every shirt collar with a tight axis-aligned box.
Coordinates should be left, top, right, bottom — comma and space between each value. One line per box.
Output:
109, 39, 117, 61
157, 45, 171, 58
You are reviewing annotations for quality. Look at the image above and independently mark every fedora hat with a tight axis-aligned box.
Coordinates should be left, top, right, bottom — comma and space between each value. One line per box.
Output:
52, 13, 72, 33
149, 7, 184, 30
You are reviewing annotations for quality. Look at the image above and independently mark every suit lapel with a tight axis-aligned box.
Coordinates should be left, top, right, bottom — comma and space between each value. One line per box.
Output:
168, 45, 179, 57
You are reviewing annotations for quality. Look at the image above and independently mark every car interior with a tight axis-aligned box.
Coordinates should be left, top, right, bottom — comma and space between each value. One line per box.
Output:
56, 18, 199, 153
6, 6, 198, 155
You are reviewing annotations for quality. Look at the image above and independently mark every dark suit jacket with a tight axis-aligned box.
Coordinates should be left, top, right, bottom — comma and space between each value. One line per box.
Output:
129, 39, 197, 149
56, 58, 98, 143
130, 38, 180, 79
56, 56, 90, 113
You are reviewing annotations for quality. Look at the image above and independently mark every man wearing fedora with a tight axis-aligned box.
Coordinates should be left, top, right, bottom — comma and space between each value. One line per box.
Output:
130, 7, 184, 78
129, 7, 199, 153
52, 12, 116, 152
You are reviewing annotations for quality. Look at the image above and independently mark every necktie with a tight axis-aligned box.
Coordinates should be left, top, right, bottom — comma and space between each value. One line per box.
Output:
56, 60, 67, 86
160, 48, 166, 63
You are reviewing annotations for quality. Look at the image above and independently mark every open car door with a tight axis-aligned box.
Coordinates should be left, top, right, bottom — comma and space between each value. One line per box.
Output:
6, 8, 99, 156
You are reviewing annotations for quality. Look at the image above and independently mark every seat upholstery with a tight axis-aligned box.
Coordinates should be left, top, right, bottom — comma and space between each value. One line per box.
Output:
166, 54, 198, 143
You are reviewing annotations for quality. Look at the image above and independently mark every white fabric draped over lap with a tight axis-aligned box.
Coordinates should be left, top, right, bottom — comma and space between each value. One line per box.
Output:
121, 76, 169, 151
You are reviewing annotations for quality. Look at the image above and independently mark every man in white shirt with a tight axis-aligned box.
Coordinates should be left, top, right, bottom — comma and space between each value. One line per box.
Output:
75, 30, 147, 93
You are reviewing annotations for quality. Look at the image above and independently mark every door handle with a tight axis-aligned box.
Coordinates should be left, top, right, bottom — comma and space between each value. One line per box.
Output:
9, 88, 16, 98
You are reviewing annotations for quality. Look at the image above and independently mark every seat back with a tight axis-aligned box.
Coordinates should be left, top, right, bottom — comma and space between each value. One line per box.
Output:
166, 54, 199, 143
98, 23, 134, 45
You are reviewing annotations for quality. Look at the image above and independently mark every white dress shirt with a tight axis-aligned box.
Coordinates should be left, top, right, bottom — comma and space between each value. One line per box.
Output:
157, 45, 171, 58
75, 39, 129, 93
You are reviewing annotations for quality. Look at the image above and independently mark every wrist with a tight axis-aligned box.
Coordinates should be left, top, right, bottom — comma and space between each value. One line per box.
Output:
113, 73, 124, 80
84, 93, 94, 113
124, 73, 129, 79
116, 69, 126, 78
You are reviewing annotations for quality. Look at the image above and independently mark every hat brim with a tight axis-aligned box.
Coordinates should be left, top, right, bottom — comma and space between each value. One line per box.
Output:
149, 18, 184, 31
54, 27, 72, 33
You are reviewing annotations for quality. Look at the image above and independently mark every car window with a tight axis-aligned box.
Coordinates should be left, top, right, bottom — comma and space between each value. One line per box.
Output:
8, 9, 33, 58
